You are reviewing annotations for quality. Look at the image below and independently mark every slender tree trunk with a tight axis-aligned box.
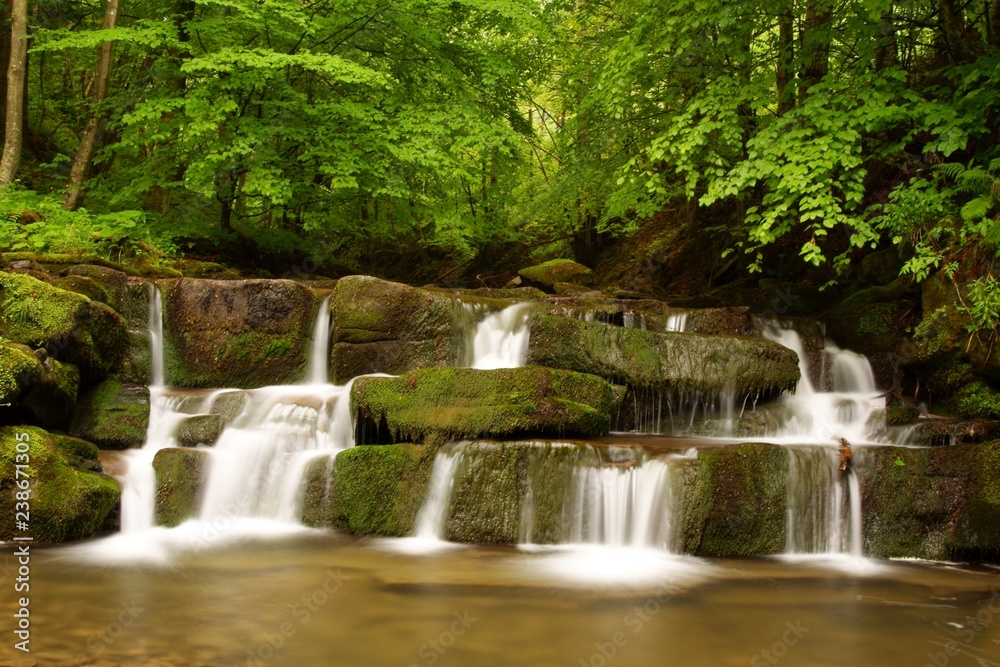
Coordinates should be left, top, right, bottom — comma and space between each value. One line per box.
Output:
0, 0, 27, 187
800, 0, 832, 100
0, 3, 11, 148
63, 0, 120, 210
874, 6, 898, 71
776, 8, 795, 116
939, 0, 979, 63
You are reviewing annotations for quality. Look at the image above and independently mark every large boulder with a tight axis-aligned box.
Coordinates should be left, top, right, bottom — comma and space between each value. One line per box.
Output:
175, 414, 228, 447
0, 425, 120, 542
301, 444, 432, 535
159, 278, 319, 388
69, 377, 149, 449
526, 316, 799, 399
0, 271, 127, 383
0, 342, 80, 429
352, 367, 616, 444
153, 447, 209, 526
518, 259, 594, 293
330, 276, 467, 383
862, 441, 1000, 560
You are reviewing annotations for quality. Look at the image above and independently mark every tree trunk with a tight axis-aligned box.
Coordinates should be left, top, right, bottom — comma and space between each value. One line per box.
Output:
800, 0, 832, 100
0, 0, 27, 188
939, 0, 979, 63
992, 0, 1000, 49
63, 0, 120, 210
776, 8, 795, 116
0, 3, 11, 148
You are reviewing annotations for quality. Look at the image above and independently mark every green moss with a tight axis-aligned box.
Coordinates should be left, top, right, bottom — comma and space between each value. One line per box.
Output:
0, 342, 41, 405
69, 377, 149, 449
352, 367, 615, 443
953, 380, 1000, 420
21, 357, 81, 429
1, 252, 127, 272
518, 259, 594, 290
526, 315, 800, 399
0, 425, 120, 542
153, 448, 209, 526
175, 415, 228, 447
683, 443, 788, 556
50, 275, 111, 304
264, 339, 294, 357
301, 443, 432, 535
0, 271, 126, 383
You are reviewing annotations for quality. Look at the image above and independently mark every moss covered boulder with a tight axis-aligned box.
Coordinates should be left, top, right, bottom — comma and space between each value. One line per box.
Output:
518, 259, 594, 293
153, 447, 209, 526
331, 276, 467, 383
0, 271, 127, 383
175, 414, 228, 447
69, 377, 149, 449
160, 278, 319, 388
301, 444, 432, 535
526, 316, 799, 400
0, 426, 120, 542
352, 367, 615, 444
0, 342, 80, 429
0, 342, 43, 406
862, 442, 1000, 560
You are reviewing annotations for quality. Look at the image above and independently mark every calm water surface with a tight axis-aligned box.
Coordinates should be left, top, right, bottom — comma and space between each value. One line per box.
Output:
3, 533, 999, 667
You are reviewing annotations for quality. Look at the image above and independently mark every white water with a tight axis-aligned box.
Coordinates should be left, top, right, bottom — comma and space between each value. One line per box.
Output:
308, 295, 333, 384
75, 288, 357, 564
149, 285, 165, 387
563, 448, 693, 551
762, 321, 883, 445
665, 312, 688, 333
470, 302, 533, 369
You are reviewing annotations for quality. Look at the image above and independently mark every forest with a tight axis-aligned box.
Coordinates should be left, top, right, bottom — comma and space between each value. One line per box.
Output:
0, 0, 997, 308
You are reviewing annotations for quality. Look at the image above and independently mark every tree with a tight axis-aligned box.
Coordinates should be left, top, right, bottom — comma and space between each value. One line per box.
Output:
0, 0, 27, 187
62, 0, 120, 210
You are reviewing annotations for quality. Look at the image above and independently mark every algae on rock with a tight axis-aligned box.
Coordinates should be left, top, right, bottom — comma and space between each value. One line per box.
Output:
351, 367, 616, 444
70, 377, 150, 449
0, 426, 120, 542
153, 447, 209, 526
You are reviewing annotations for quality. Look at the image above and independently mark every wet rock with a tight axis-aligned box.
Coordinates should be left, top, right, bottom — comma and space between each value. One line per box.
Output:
330, 276, 466, 383
175, 414, 229, 447
526, 316, 799, 400
301, 444, 432, 535
863, 441, 1000, 561
517, 259, 594, 293
160, 278, 319, 388
70, 378, 149, 449
153, 447, 209, 526
686, 307, 759, 336
0, 425, 120, 543
352, 367, 616, 444
0, 271, 127, 384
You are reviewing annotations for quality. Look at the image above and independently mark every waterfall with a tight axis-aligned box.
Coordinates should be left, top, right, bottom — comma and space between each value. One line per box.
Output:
149, 285, 164, 388
665, 312, 688, 333
784, 447, 863, 557
469, 303, 533, 369
307, 295, 333, 384
561, 448, 690, 551
761, 321, 883, 444
412, 445, 466, 541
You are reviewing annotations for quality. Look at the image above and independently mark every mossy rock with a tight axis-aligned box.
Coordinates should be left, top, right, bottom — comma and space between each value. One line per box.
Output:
171, 259, 242, 280
681, 442, 788, 556
159, 278, 319, 388
0, 425, 120, 542
19, 357, 80, 429
518, 259, 594, 292
175, 414, 228, 447
446, 440, 596, 545
0, 271, 127, 384
857, 248, 902, 287
153, 447, 209, 526
0, 342, 43, 406
685, 307, 759, 336
301, 443, 433, 535
526, 316, 799, 400
50, 275, 111, 304
69, 377, 149, 449
862, 442, 1000, 560
117, 328, 152, 385
352, 367, 615, 443
0, 252, 128, 273
331, 276, 469, 383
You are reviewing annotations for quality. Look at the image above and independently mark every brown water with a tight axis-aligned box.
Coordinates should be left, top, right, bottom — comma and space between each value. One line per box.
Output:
2, 533, 999, 667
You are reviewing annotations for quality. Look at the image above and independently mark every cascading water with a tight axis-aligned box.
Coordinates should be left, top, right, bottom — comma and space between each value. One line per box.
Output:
761, 319, 879, 562
79, 287, 351, 562
665, 312, 688, 333
308, 295, 333, 384
468, 302, 533, 369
